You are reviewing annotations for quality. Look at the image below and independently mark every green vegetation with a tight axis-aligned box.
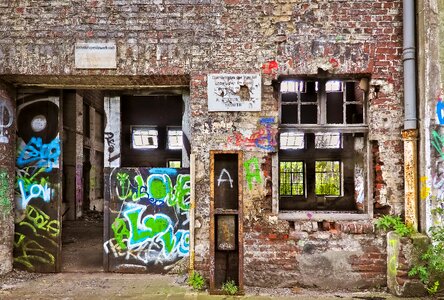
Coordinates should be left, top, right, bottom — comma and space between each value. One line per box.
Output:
221, 280, 238, 295
375, 215, 415, 237
187, 271, 205, 291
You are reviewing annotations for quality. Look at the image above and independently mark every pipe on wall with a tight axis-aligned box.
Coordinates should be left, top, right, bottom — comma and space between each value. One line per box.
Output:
402, 0, 419, 230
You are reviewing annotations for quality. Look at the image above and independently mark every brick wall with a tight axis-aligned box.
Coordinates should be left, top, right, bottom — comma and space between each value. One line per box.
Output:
0, 0, 405, 289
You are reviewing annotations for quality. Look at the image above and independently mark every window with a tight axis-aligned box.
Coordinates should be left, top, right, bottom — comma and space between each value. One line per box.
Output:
132, 127, 158, 149
279, 78, 367, 211
167, 127, 183, 150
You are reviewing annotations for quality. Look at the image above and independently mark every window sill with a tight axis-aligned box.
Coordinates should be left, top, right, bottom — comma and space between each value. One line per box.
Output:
278, 210, 371, 221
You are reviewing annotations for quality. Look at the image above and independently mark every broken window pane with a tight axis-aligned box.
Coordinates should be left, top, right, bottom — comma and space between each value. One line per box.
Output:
280, 132, 305, 149
315, 133, 342, 149
280, 161, 304, 196
281, 80, 304, 93
346, 81, 364, 102
326, 90, 344, 124
301, 81, 317, 102
132, 127, 158, 149
167, 128, 183, 150
281, 104, 298, 124
315, 161, 341, 196
346, 104, 364, 124
300, 105, 317, 124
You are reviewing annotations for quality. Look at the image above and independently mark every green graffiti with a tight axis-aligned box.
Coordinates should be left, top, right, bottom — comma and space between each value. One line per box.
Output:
150, 178, 170, 199
132, 175, 148, 201
116, 172, 132, 200
20, 205, 60, 237
244, 157, 263, 190
0, 170, 11, 215
112, 218, 129, 250
14, 232, 55, 271
168, 174, 191, 211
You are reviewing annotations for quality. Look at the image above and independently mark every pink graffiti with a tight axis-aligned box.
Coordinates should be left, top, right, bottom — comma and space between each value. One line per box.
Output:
329, 58, 339, 68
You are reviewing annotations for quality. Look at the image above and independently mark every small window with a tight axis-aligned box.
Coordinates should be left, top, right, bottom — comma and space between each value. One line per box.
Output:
132, 127, 158, 149
315, 133, 342, 149
280, 161, 304, 196
280, 132, 305, 149
315, 161, 341, 196
168, 160, 182, 168
167, 128, 183, 150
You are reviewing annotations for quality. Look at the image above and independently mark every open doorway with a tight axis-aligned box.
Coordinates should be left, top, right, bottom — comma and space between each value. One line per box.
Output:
61, 90, 105, 272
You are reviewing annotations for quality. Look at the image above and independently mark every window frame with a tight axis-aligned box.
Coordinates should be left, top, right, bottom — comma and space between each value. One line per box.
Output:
277, 77, 371, 219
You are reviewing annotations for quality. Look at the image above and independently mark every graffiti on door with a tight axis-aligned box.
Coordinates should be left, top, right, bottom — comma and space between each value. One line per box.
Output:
14, 98, 61, 272
105, 168, 190, 272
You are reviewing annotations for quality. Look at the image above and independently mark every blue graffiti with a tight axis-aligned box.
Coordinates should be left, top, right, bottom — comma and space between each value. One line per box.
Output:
17, 137, 61, 172
255, 117, 276, 151
149, 168, 178, 176
437, 101, 444, 125
18, 179, 52, 209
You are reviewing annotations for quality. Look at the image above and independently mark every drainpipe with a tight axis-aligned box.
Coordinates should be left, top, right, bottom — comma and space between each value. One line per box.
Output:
402, 0, 418, 231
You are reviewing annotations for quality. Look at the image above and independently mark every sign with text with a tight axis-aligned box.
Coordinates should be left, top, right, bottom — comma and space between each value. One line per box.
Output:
75, 43, 117, 69
207, 74, 261, 111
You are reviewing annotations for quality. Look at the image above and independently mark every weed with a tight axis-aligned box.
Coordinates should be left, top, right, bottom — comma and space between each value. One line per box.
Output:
187, 271, 205, 291
375, 215, 415, 237
221, 280, 238, 295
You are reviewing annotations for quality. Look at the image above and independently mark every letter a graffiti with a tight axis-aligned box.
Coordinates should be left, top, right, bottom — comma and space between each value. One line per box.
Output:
217, 169, 233, 188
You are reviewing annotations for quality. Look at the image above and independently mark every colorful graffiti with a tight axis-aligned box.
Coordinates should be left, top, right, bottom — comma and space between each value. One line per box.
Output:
244, 157, 262, 190
105, 168, 190, 271
0, 169, 11, 215
431, 130, 444, 159
15, 98, 61, 272
227, 117, 277, 151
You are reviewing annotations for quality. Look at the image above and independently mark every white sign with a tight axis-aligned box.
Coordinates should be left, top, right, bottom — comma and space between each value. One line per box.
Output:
75, 43, 117, 69
207, 74, 261, 111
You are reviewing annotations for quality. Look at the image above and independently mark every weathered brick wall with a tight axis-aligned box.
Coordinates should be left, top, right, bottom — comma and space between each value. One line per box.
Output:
0, 0, 404, 289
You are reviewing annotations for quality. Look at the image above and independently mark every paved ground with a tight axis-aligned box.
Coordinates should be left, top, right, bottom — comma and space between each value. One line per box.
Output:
0, 271, 428, 300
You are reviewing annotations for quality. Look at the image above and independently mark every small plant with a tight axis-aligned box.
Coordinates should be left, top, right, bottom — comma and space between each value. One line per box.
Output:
375, 215, 415, 237
409, 225, 444, 294
221, 280, 238, 295
187, 271, 205, 291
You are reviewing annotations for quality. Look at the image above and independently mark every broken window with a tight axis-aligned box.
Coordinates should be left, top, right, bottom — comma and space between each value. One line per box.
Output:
279, 78, 368, 211
131, 127, 158, 149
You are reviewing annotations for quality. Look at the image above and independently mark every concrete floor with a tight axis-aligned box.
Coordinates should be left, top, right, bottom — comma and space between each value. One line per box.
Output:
62, 215, 103, 272
0, 272, 427, 300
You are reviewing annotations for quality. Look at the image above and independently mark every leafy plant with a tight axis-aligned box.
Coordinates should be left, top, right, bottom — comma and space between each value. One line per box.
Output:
187, 271, 205, 291
408, 207, 444, 294
375, 215, 415, 237
221, 280, 238, 295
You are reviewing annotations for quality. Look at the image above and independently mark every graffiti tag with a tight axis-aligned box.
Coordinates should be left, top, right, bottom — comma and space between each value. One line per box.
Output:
244, 157, 262, 190
17, 137, 61, 172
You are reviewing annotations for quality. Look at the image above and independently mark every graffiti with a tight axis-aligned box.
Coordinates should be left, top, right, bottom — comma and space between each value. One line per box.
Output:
14, 205, 59, 271
420, 176, 431, 201
18, 178, 52, 209
104, 132, 116, 153
244, 157, 262, 190
437, 101, 444, 125
17, 137, 61, 172
261, 61, 279, 75
227, 117, 277, 151
0, 98, 13, 143
217, 169, 233, 188
116, 172, 190, 210
106, 168, 190, 270
388, 235, 399, 276
0, 170, 11, 215
14, 232, 55, 271
431, 130, 444, 159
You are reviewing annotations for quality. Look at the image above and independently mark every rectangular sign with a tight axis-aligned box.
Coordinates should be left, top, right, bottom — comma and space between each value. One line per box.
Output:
207, 74, 261, 111
75, 43, 117, 69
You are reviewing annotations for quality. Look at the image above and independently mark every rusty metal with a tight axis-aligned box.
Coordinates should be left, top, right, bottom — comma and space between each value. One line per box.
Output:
402, 129, 418, 231
209, 150, 244, 295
